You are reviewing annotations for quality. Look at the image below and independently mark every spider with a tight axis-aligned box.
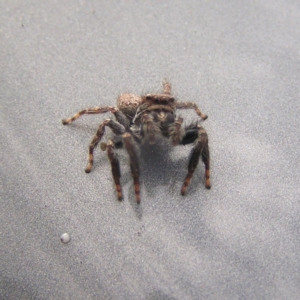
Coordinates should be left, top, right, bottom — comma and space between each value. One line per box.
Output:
62, 81, 210, 204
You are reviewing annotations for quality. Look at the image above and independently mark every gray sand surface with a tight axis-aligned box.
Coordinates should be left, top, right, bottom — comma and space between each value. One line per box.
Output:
1, 1, 300, 299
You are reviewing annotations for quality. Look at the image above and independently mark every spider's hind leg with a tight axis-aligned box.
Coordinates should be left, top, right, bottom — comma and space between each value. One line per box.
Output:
85, 119, 125, 173
181, 125, 211, 195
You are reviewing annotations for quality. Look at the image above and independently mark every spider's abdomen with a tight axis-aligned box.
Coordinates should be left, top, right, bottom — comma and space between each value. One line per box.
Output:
117, 94, 142, 118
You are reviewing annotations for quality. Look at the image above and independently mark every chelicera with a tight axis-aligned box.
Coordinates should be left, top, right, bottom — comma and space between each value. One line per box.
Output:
62, 81, 210, 204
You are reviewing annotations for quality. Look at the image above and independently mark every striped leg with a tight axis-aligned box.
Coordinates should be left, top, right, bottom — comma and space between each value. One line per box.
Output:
181, 126, 211, 195
168, 116, 184, 146
175, 102, 208, 120
202, 141, 211, 189
85, 119, 125, 173
163, 80, 171, 95
62, 106, 118, 125
123, 132, 141, 204
106, 140, 123, 201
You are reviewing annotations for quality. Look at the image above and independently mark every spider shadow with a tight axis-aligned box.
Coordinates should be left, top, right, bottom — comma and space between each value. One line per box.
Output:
137, 140, 203, 199
141, 142, 177, 189
147, 140, 206, 195
126, 141, 182, 219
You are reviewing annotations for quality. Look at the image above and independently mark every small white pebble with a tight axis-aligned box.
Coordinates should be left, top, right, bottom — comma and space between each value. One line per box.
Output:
60, 233, 70, 244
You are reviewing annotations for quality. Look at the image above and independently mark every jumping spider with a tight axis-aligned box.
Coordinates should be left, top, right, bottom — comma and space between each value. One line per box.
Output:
62, 81, 210, 204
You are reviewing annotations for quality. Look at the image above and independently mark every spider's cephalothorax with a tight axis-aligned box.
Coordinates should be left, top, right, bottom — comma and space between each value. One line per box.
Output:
62, 81, 210, 204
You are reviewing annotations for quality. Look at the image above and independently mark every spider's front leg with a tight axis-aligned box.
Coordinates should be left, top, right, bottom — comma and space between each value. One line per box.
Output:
85, 119, 125, 173
123, 132, 141, 204
175, 102, 208, 120
181, 126, 211, 195
62, 106, 119, 125
62, 106, 131, 130
163, 80, 171, 95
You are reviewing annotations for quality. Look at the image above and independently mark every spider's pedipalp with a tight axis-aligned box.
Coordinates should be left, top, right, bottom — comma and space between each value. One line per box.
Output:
123, 132, 141, 204
85, 119, 125, 173
181, 126, 210, 195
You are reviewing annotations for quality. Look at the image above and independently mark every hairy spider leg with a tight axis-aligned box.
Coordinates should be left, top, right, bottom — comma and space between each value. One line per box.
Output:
62, 106, 120, 125
201, 139, 211, 189
106, 140, 123, 201
114, 110, 131, 129
123, 132, 141, 204
168, 116, 184, 145
181, 126, 210, 195
163, 80, 172, 95
175, 102, 208, 120
85, 119, 125, 173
